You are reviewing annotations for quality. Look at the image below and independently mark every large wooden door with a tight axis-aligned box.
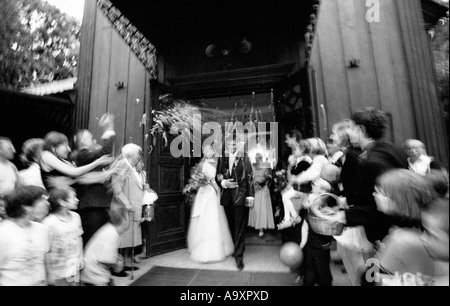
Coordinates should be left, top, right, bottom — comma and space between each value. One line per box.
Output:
146, 82, 190, 256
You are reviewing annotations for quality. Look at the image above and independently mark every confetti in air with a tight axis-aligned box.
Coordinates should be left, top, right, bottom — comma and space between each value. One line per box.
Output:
140, 113, 147, 127
149, 100, 229, 149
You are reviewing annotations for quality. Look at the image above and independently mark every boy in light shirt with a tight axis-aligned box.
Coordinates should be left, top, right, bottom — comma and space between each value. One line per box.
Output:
81, 203, 129, 286
43, 187, 83, 286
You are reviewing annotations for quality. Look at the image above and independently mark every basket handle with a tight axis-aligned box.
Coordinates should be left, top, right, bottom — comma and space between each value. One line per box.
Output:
309, 193, 345, 220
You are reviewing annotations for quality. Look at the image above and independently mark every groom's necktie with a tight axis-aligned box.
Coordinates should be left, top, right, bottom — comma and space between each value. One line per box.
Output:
229, 152, 237, 176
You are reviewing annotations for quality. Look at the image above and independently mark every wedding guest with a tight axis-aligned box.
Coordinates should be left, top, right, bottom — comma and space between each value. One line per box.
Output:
421, 170, 449, 285
300, 177, 336, 286
110, 143, 144, 271
0, 137, 19, 199
291, 138, 329, 188
282, 129, 303, 170
272, 130, 303, 223
425, 169, 449, 199
40, 132, 112, 190
361, 169, 436, 285
30, 188, 51, 223
277, 140, 312, 230
405, 139, 443, 176
326, 140, 343, 168
0, 137, 17, 222
43, 187, 83, 286
280, 138, 328, 230
18, 138, 45, 189
248, 153, 275, 237
72, 113, 116, 246
0, 186, 50, 286
331, 108, 408, 246
421, 208, 449, 286
81, 204, 128, 286
328, 119, 371, 286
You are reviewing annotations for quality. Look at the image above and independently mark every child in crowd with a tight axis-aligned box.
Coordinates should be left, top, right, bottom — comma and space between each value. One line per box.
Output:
30, 188, 50, 223
18, 138, 46, 189
300, 176, 336, 286
0, 186, 49, 286
81, 203, 129, 286
278, 140, 312, 229
43, 187, 83, 286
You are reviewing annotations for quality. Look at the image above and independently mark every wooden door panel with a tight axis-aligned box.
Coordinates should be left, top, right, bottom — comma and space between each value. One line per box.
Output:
157, 164, 184, 194
154, 197, 186, 234
147, 83, 190, 257
148, 147, 188, 255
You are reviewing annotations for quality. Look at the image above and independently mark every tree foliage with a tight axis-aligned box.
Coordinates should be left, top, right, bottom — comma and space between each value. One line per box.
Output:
0, 0, 80, 89
431, 16, 449, 138
432, 20, 449, 102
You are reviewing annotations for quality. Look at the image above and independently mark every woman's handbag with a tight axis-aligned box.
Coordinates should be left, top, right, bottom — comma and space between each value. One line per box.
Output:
142, 187, 158, 222
142, 204, 155, 222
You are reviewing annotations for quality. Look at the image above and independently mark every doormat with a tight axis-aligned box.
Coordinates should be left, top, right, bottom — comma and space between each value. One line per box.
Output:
129, 266, 299, 286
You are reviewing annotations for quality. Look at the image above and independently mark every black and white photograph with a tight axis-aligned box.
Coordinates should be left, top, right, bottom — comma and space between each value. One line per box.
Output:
0, 0, 448, 291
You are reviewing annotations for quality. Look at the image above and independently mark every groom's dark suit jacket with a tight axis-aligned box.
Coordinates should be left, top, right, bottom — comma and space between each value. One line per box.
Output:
217, 153, 254, 206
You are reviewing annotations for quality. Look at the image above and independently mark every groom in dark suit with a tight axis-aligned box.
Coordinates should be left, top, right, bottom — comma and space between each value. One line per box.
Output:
217, 140, 254, 271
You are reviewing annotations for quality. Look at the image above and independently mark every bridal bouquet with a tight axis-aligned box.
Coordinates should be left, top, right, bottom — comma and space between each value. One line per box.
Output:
183, 163, 210, 195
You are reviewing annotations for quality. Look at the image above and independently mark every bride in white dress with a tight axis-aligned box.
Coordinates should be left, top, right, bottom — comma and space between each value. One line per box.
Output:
187, 145, 234, 263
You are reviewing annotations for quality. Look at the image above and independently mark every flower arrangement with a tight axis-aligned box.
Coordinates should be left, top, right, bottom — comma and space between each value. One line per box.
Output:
183, 162, 210, 195
273, 169, 288, 192
150, 100, 202, 147
148, 99, 231, 152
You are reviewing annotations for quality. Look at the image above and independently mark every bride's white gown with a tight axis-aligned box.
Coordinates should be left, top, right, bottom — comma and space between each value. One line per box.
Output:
187, 161, 234, 263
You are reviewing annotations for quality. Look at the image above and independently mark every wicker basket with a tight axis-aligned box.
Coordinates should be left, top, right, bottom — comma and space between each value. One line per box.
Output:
307, 193, 345, 236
